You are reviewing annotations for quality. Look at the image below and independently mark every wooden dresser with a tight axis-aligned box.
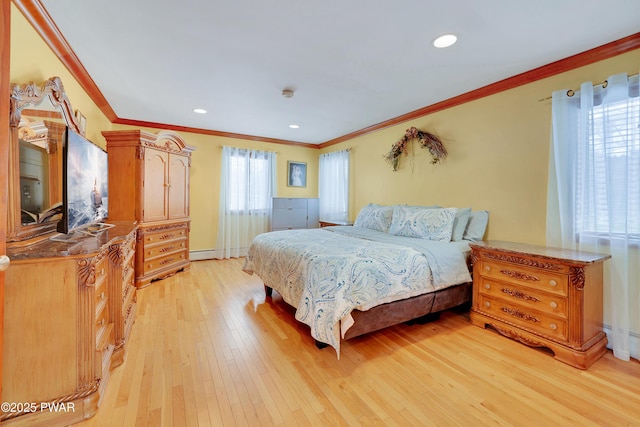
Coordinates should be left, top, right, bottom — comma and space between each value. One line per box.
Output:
2, 222, 137, 426
103, 130, 195, 288
469, 241, 610, 369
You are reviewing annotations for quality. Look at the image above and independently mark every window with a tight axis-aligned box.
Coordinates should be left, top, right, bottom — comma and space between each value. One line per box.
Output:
319, 150, 350, 222
575, 92, 640, 240
216, 146, 276, 259
227, 150, 272, 213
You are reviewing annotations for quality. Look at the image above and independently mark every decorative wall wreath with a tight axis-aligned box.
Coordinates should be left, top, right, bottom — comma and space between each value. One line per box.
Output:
384, 126, 447, 171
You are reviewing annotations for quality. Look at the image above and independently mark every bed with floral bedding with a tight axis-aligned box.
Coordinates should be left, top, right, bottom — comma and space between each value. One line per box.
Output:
242, 204, 489, 356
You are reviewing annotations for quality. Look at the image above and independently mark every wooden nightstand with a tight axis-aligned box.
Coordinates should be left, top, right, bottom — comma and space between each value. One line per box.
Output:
469, 241, 610, 369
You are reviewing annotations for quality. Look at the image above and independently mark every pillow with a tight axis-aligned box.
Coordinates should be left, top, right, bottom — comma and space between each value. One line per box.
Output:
463, 210, 489, 241
389, 205, 457, 241
353, 204, 394, 232
451, 207, 472, 241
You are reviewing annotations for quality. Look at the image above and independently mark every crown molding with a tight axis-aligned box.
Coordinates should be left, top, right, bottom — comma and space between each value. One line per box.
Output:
112, 117, 311, 147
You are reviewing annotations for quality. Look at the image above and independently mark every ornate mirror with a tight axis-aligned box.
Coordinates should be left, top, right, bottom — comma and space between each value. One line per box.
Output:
7, 77, 83, 243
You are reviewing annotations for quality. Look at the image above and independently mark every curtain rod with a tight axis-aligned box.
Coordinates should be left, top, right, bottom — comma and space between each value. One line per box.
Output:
538, 72, 639, 102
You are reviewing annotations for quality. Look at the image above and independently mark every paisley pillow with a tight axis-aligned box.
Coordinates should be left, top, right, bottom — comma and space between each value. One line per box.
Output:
353, 204, 394, 232
389, 206, 457, 241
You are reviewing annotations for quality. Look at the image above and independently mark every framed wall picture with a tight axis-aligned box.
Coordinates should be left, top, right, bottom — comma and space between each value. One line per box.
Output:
287, 161, 307, 187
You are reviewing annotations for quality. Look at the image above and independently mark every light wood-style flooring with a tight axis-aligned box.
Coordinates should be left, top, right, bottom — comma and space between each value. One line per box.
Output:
76, 258, 640, 426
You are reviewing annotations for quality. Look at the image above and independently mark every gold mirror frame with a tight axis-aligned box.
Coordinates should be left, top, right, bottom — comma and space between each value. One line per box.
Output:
7, 77, 83, 243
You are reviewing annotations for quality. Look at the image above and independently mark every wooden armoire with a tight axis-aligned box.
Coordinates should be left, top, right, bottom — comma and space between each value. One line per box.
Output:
103, 130, 195, 288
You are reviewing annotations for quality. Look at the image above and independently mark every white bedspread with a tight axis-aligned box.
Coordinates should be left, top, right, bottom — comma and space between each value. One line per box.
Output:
242, 226, 471, 355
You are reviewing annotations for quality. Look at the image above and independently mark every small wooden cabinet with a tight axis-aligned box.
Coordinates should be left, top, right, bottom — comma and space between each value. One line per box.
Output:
2, 222, 137, 426
469, 241, 610, 369
103, 130, 195, 288
271, 198, 319, 231
319, 220, 353, 227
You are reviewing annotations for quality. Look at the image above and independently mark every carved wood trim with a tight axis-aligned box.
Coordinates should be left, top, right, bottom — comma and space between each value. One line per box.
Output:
142, 222, 189, 234
501, 288, 541, 302
499, 268, 540, 282
570, 267, 586, 290
482, 252, 563, 271
492, 324, 547, 348
77, 258, 96, 288
9, 77, 81, 134
501, 307, 541, 323
77, 256, 98, 396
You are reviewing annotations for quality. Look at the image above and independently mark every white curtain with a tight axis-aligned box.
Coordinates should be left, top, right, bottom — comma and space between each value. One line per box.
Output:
319, 149, 350, 222
547, 71, 640, 361
215, 146, 276, 259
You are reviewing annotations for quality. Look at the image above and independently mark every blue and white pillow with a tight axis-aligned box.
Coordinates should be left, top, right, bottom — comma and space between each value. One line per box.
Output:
389, 206, 457, 241
353, 204, 394, 232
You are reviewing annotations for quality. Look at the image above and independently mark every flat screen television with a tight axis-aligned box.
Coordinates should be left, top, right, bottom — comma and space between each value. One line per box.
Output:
56, 127, 109, 235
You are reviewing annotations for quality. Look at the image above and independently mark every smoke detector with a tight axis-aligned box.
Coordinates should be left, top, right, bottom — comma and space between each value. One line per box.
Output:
282, 88, 294, 98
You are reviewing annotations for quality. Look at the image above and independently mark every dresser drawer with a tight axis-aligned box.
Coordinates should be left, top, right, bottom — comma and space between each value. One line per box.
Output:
95, 299, 110, 347
143, 250, 188, 275
95, 278, 108, 307
478, 278, 568, 318
95, 323, 114, 378
144, 238, 187, 259
143, 227, 188, 245
273, 198, 308, 209
476, 294, 568, 341
272, 208, 307, 229
479, 259, 568, 297
94, 255, 108, 286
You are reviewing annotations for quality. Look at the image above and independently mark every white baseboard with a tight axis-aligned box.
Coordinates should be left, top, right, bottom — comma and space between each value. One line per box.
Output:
189, 248, 249, 260
189, 249, 220, 261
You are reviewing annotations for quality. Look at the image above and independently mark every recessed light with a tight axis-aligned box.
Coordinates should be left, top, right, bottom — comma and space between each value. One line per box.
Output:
193, 108, 207, 114
433, 34, 457, 48
289, 124, 299, 129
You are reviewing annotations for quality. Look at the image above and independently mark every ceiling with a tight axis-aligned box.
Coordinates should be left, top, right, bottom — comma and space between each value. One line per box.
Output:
37, 0, 640, 145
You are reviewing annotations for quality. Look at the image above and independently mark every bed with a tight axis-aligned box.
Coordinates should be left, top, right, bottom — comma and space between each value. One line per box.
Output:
242, 204, 489, 356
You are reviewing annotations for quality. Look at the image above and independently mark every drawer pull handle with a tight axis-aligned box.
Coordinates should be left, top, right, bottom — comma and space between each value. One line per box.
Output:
484, 265, 491, 272
501, 288, 540, 302
549, 279, 557, 287
97, 318, 106, 327
550, 301, 558, 309
500, 269, 540, 282
484, 301, 491, 308
99, 292, 106, 300
501, 307, 540, 323
550, 323, 558, 330
484, 283, 491, 289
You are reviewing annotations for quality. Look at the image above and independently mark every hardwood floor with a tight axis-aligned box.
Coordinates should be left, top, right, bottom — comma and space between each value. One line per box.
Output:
76, 258, 640, 426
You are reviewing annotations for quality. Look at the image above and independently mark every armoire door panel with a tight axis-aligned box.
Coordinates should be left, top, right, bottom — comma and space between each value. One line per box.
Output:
168, 155, 189, 219
143, 151, 169, 222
